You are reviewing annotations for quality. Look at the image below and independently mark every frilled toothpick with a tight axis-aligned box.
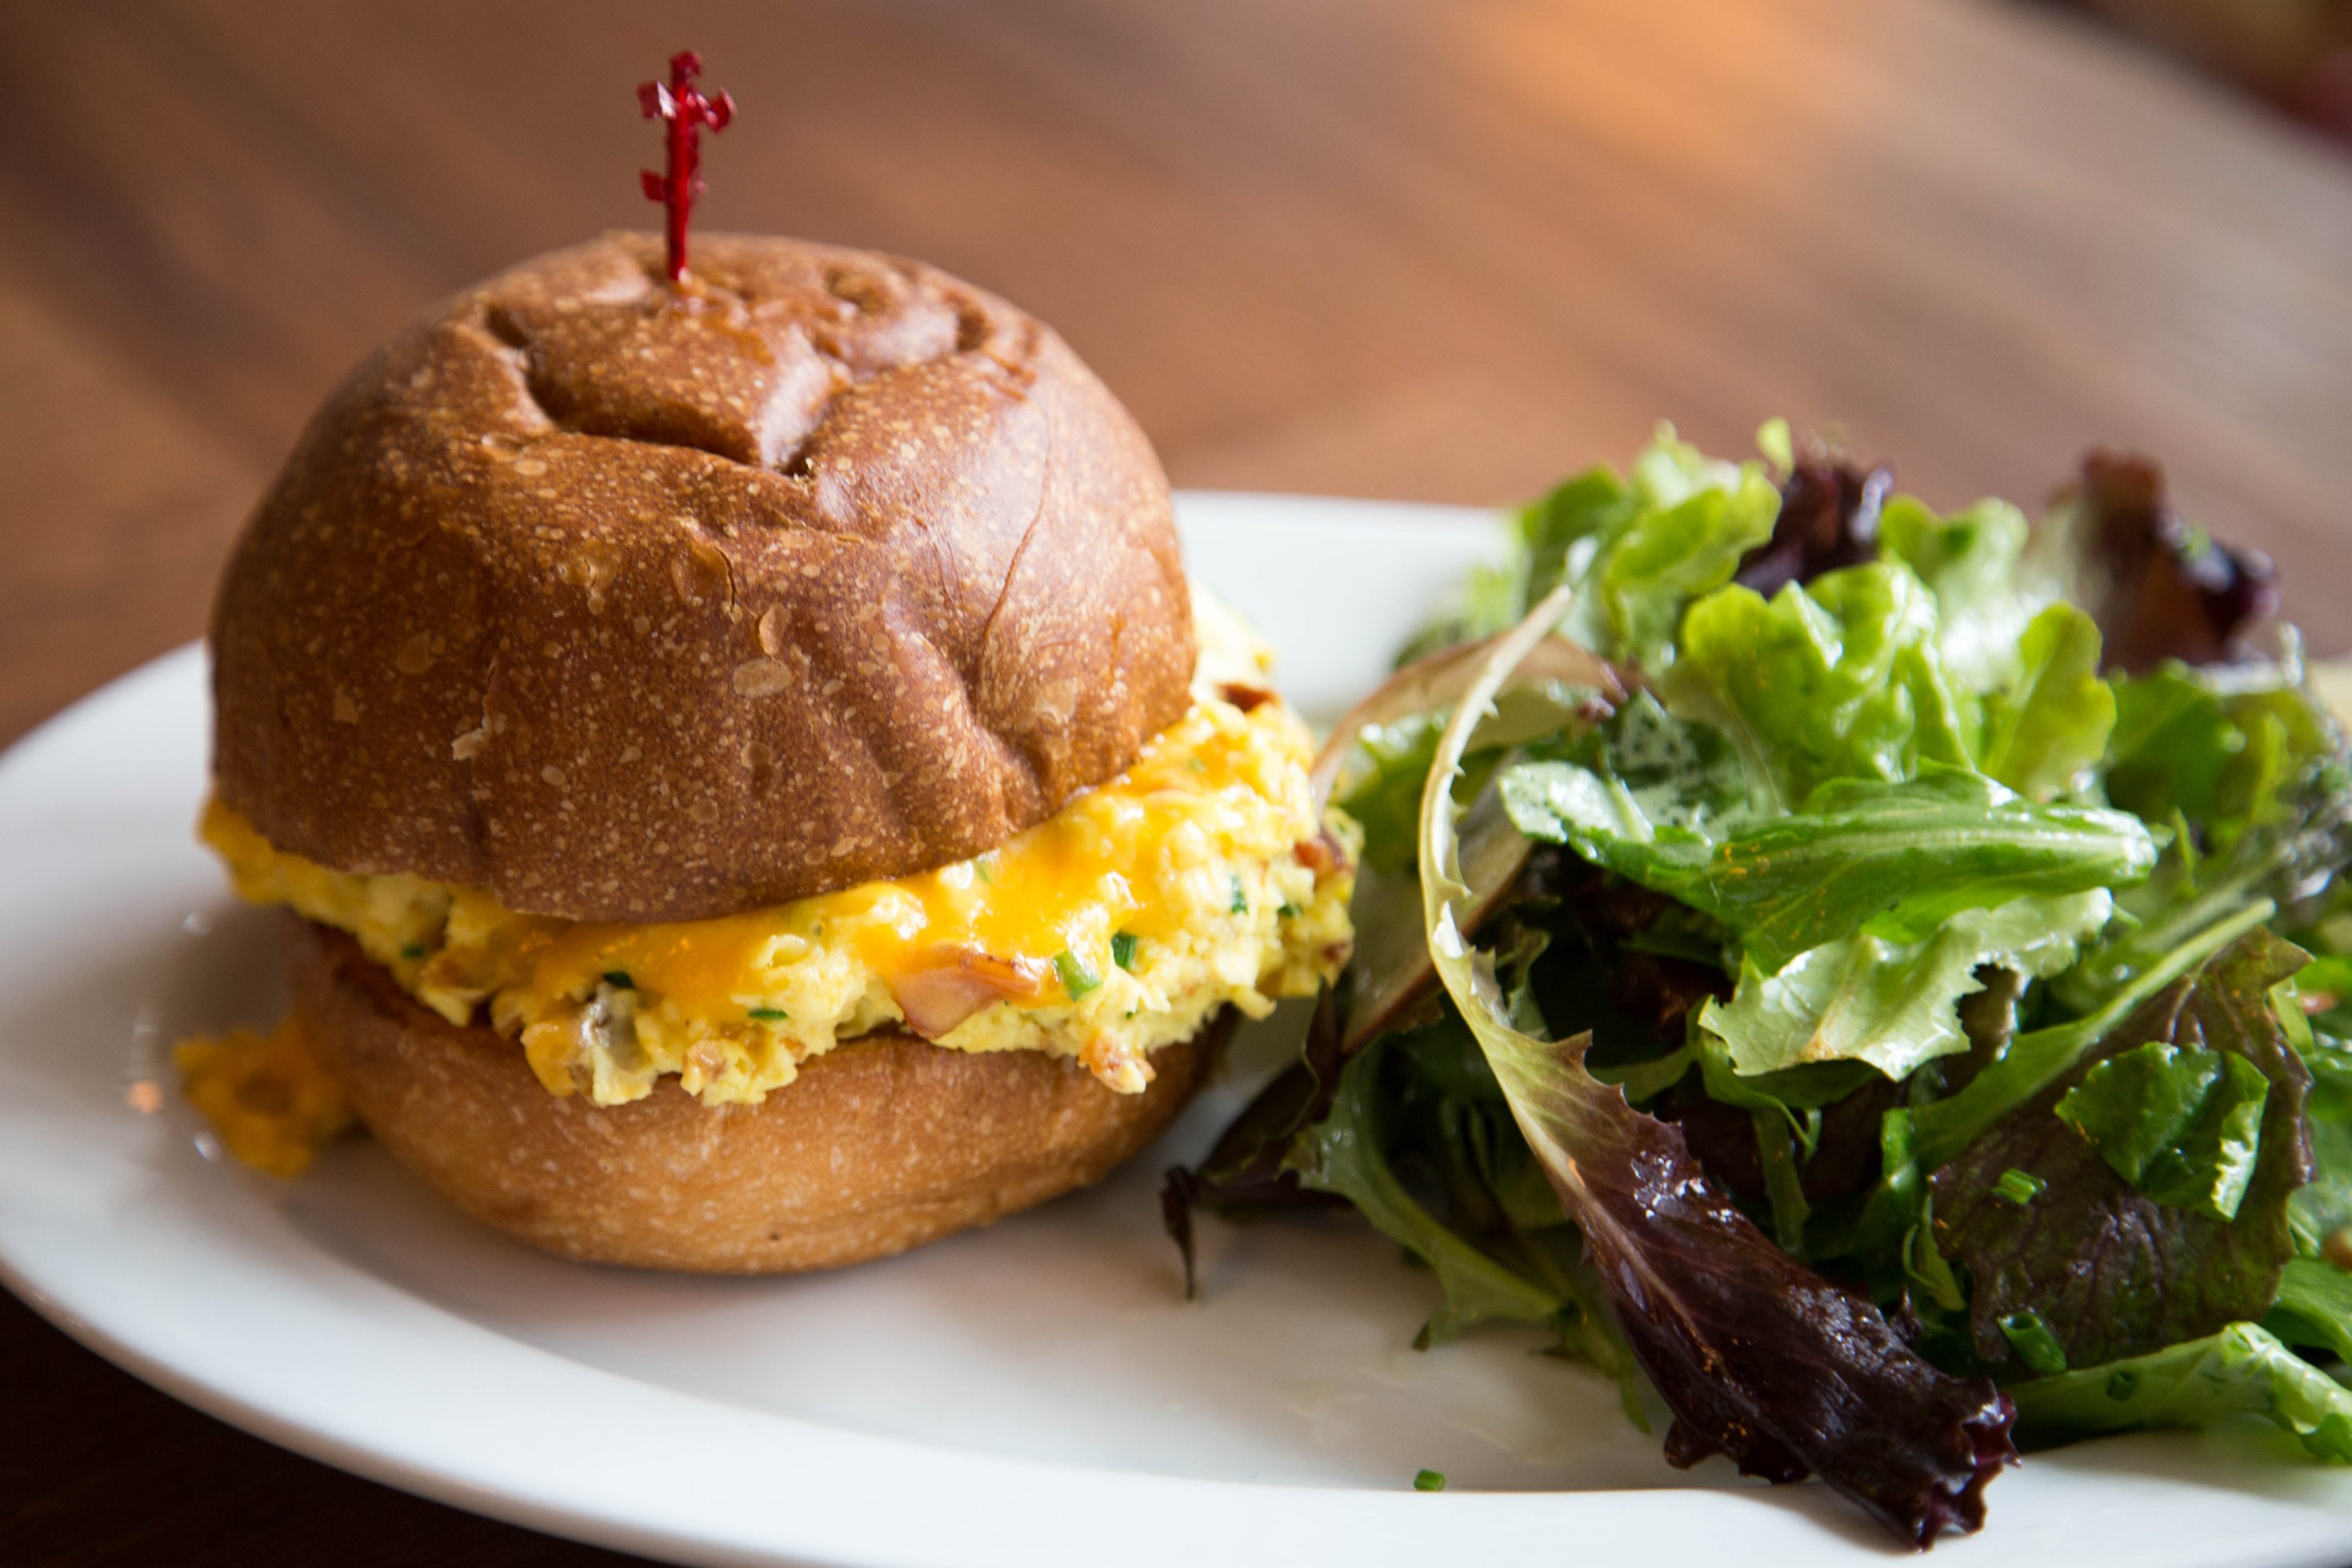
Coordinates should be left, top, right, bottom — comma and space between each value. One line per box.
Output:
638, 51, 734, 284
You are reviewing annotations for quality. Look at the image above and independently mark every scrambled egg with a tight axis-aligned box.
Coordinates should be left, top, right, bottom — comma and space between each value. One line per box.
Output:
201, 605, 1357, 1110
173, 1016, 354, 1177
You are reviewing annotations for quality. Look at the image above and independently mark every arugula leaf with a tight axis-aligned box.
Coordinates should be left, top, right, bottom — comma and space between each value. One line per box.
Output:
1979, 603, 2114, 800
1503, 763, 2153, 976
1931, 928, 2314, 1370
2263, 1257, 2352, 1366
1422, 583, 2015, 1548
2054, 1040, 2270, 1220
1698, 891, 2112, 1081
2006, 1323, 2352, 1462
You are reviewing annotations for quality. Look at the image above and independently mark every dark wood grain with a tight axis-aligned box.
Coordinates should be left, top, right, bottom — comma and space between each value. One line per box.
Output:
2, 2, 2350, 1563
0, 1291, 647, 1566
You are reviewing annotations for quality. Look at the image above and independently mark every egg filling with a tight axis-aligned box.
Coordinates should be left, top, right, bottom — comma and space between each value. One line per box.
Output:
202, 622, 1356, 1109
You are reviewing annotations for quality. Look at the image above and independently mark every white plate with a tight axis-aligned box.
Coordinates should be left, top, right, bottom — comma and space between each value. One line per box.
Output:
5, 492, 2351, 1568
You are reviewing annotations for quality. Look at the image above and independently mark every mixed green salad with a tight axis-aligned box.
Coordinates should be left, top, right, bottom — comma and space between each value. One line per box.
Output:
1164, 424, 2352, 1547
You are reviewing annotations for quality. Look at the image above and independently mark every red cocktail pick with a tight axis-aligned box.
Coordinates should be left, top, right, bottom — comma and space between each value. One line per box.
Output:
637, 51, 734, 285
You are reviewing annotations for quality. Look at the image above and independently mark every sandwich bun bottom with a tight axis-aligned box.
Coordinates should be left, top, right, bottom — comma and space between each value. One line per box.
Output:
285, 918, 1220, 1273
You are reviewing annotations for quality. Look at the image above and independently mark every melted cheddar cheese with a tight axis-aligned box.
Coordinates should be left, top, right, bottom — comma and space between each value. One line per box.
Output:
174, 1016, 355, 1177
204, 610, 1356, 1109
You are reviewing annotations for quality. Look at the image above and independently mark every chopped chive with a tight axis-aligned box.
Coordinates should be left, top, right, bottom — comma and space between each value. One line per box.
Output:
399, 942, 426, 960
974, 858, 993, 884
1998, 1308, 2068, 1376
1992, 1167, 2045, 1207
1229, 875, 1248, 914
1054, 949, 1102, 999
1413, 1468, 1446, 1493
1276, 902, 1300, 919
748, 1006, 788, 1022
1111, 931, 1138, 971
601, 971, 635, 989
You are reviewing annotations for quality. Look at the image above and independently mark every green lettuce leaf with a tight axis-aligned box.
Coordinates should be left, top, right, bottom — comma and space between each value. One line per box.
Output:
1518, 466, 1637, 604
1573, 445, 1780, 673
2056, 669, 2347, 1019
1900, 899, 2273, 1173
2054, 1040, 2270, 1220
2264, 1257, 2352, 1366
2291, 1023, 2352, 1250
1664, 562, 1973, 811
2006, 1323, 2352, 1461
1877, 495, 2038, 696
1979, 602, 2115, 801
2303, 1109, 2352, 1255
1508, 691, 1752, 841
1698, 891, 2113, 1080
2106, 667, 2342, 856
1501, 762, 2153, 975
1397, 425, 1777, 671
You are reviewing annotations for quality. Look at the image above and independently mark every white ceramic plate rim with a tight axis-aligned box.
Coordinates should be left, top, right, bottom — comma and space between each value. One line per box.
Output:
5, 492, 2352, 1568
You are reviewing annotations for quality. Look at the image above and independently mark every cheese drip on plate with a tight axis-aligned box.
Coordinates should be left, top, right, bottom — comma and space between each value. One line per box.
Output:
204, 609, 1358, 1109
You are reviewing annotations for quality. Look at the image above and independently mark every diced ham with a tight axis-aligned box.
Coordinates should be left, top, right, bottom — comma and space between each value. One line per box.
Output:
1217, 681, 1276, 713
1294, 827, 1352, 879
888, 947, 1052, 1038
1082, 1034, 1156, 1094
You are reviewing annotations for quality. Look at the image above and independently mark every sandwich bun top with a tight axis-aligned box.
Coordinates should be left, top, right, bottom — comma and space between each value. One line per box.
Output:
211, 233, 1193, 924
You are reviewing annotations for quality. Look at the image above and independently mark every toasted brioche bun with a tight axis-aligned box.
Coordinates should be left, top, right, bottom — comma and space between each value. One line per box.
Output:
213, 232, 1192, 923
287, 918, 1220, 1272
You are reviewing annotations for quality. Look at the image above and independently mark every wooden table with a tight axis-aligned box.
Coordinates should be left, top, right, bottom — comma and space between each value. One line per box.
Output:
3, 2, 2349, 1561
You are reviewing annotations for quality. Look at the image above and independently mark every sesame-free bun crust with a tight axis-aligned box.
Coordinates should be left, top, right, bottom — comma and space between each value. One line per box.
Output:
213, 232, 1192, 922
287, 919, 1218, 1272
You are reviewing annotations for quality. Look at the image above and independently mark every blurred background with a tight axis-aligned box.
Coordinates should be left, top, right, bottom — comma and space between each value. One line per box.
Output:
2, 1, 2349, 1563
2058, 0, 2352, 140
4, 0, 2352, 756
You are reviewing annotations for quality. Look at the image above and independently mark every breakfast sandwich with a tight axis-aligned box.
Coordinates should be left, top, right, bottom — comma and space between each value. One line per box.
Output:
186, 230, 1356, 1271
